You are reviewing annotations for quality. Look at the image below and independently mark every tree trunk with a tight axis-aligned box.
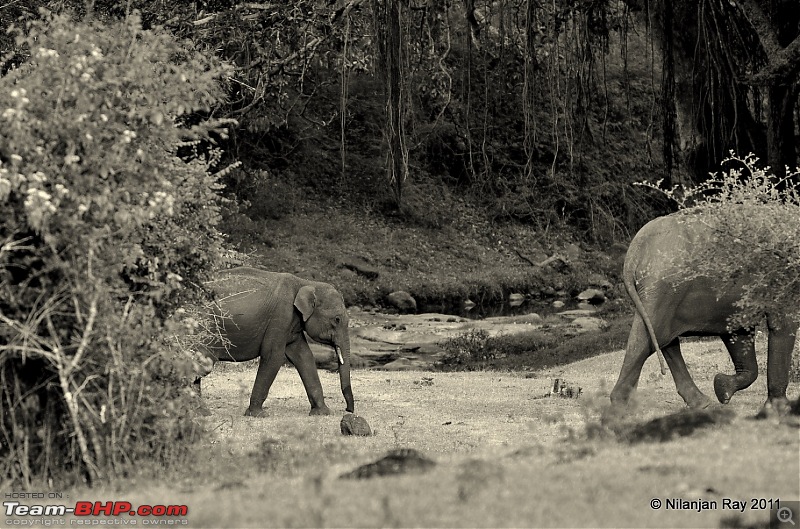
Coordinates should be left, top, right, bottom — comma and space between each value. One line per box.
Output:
766, 83, 798, 183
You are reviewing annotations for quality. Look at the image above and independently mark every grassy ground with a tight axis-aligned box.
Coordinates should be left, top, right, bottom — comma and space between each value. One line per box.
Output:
64, 339, 799, 528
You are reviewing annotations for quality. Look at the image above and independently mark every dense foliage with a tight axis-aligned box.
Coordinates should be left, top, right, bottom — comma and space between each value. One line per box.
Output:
650, 153, 800, 328
4, 2, 797, 242
0, 12, 233, 485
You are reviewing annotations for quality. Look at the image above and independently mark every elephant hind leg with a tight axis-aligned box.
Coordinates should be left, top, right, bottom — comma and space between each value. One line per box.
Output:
714, 332, 757, 404
245, 346, 286, 417
610, 315, 656, 406
661, 338, 714, 409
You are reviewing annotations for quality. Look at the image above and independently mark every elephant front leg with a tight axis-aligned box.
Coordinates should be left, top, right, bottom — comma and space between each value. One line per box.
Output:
245, 347, 286, 418
285, 337, 331, 416
715, 332, 758, 404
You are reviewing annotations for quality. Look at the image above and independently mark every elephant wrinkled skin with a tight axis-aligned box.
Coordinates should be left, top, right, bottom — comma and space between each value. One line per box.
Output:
198, 267, 354, 417
610, 214, 797, 415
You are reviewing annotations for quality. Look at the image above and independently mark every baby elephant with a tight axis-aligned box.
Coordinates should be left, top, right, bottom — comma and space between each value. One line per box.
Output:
197, 267, 354, 417
610, 213, 797, 416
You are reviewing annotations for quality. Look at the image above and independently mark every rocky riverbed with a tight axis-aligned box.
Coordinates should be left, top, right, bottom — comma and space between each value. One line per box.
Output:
309, 306, 610, 370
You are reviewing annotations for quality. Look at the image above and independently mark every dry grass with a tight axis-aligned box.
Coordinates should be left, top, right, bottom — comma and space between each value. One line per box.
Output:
63, 339, 800, 528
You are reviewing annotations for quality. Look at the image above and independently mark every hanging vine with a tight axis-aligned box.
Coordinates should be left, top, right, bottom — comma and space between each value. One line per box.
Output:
523, 0, 539, 184
372, 0, 409, 206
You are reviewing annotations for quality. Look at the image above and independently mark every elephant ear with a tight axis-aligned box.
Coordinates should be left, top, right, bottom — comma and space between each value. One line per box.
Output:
294, 285, 317, 322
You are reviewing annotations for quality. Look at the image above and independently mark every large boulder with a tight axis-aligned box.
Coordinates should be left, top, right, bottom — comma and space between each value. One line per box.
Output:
386, 291, 417, 313
340, 255, 380, 279
577, 288, 606, 304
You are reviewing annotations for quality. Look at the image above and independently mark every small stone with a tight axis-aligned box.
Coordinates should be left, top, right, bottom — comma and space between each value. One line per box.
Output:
564, 243, 582, 262
558, 308, 597, 317
571, 316, 608, 332
577, 288, 606, 303
340, 413, 372, 436
508, 293, 525, 307
552, 300, 565, 309
587, 273, 613, 290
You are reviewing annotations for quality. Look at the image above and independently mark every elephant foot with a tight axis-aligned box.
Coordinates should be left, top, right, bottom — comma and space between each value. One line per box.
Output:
685, 393, 716, 410
713, 373, 737, 404
244, 407, 269, 418
755, 397, 791, 420
309, 405, 332, 416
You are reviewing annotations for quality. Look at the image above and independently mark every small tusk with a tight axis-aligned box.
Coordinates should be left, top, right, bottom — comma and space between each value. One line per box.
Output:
336, 346, 344, 365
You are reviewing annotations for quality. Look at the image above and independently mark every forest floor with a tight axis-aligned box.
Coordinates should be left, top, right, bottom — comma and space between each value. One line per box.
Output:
69, 337, 800, 528
48, 185, 800, 528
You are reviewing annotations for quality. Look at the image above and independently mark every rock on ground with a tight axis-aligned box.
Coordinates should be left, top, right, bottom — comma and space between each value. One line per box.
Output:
577, 288, 606, 303
339, 448, 436, 479
340, 413, 373, 436
386, 291, 417, 313
340, 255, 380, 279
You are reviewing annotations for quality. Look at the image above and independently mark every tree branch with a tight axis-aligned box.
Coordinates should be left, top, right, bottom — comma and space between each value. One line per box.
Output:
747, 36, 800, 85
734, 0, 800, 85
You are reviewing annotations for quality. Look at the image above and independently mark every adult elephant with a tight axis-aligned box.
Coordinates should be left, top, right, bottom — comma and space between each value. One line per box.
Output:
198, 267, 354, 417
609, 213, 797, 416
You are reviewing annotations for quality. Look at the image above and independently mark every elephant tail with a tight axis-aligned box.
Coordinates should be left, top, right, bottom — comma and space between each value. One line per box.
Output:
623, 265, 668, 376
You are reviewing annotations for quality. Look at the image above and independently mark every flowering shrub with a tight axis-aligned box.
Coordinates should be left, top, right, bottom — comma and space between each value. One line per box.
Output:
643, 153, 800, 329
0, 12, 236, 485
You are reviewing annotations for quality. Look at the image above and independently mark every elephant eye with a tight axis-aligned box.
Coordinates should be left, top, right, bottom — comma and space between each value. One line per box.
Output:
334, 316, 341, 325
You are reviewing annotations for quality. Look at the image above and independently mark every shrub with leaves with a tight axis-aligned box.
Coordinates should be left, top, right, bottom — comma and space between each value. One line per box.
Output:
0, 11, 236, 485
439, 329, 494, 368
643, 153, 800, 329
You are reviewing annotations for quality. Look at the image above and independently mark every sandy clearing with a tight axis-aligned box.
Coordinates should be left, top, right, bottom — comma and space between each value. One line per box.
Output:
64, 339, 799, 528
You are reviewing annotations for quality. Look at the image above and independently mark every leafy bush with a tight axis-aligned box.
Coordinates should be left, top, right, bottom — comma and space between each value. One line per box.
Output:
439, 329, 494, 368
645, 153, 800, 329
437, 311, 631, 372
0, 11, 235, 485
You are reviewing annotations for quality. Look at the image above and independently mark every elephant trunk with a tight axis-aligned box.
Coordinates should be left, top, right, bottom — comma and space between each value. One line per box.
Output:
336, 333, 354, 413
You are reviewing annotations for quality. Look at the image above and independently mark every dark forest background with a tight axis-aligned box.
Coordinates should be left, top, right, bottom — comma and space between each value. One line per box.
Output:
5, 0, 799, 242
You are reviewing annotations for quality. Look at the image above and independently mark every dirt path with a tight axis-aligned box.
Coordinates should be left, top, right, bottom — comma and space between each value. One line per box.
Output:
74, 339, 799, 528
